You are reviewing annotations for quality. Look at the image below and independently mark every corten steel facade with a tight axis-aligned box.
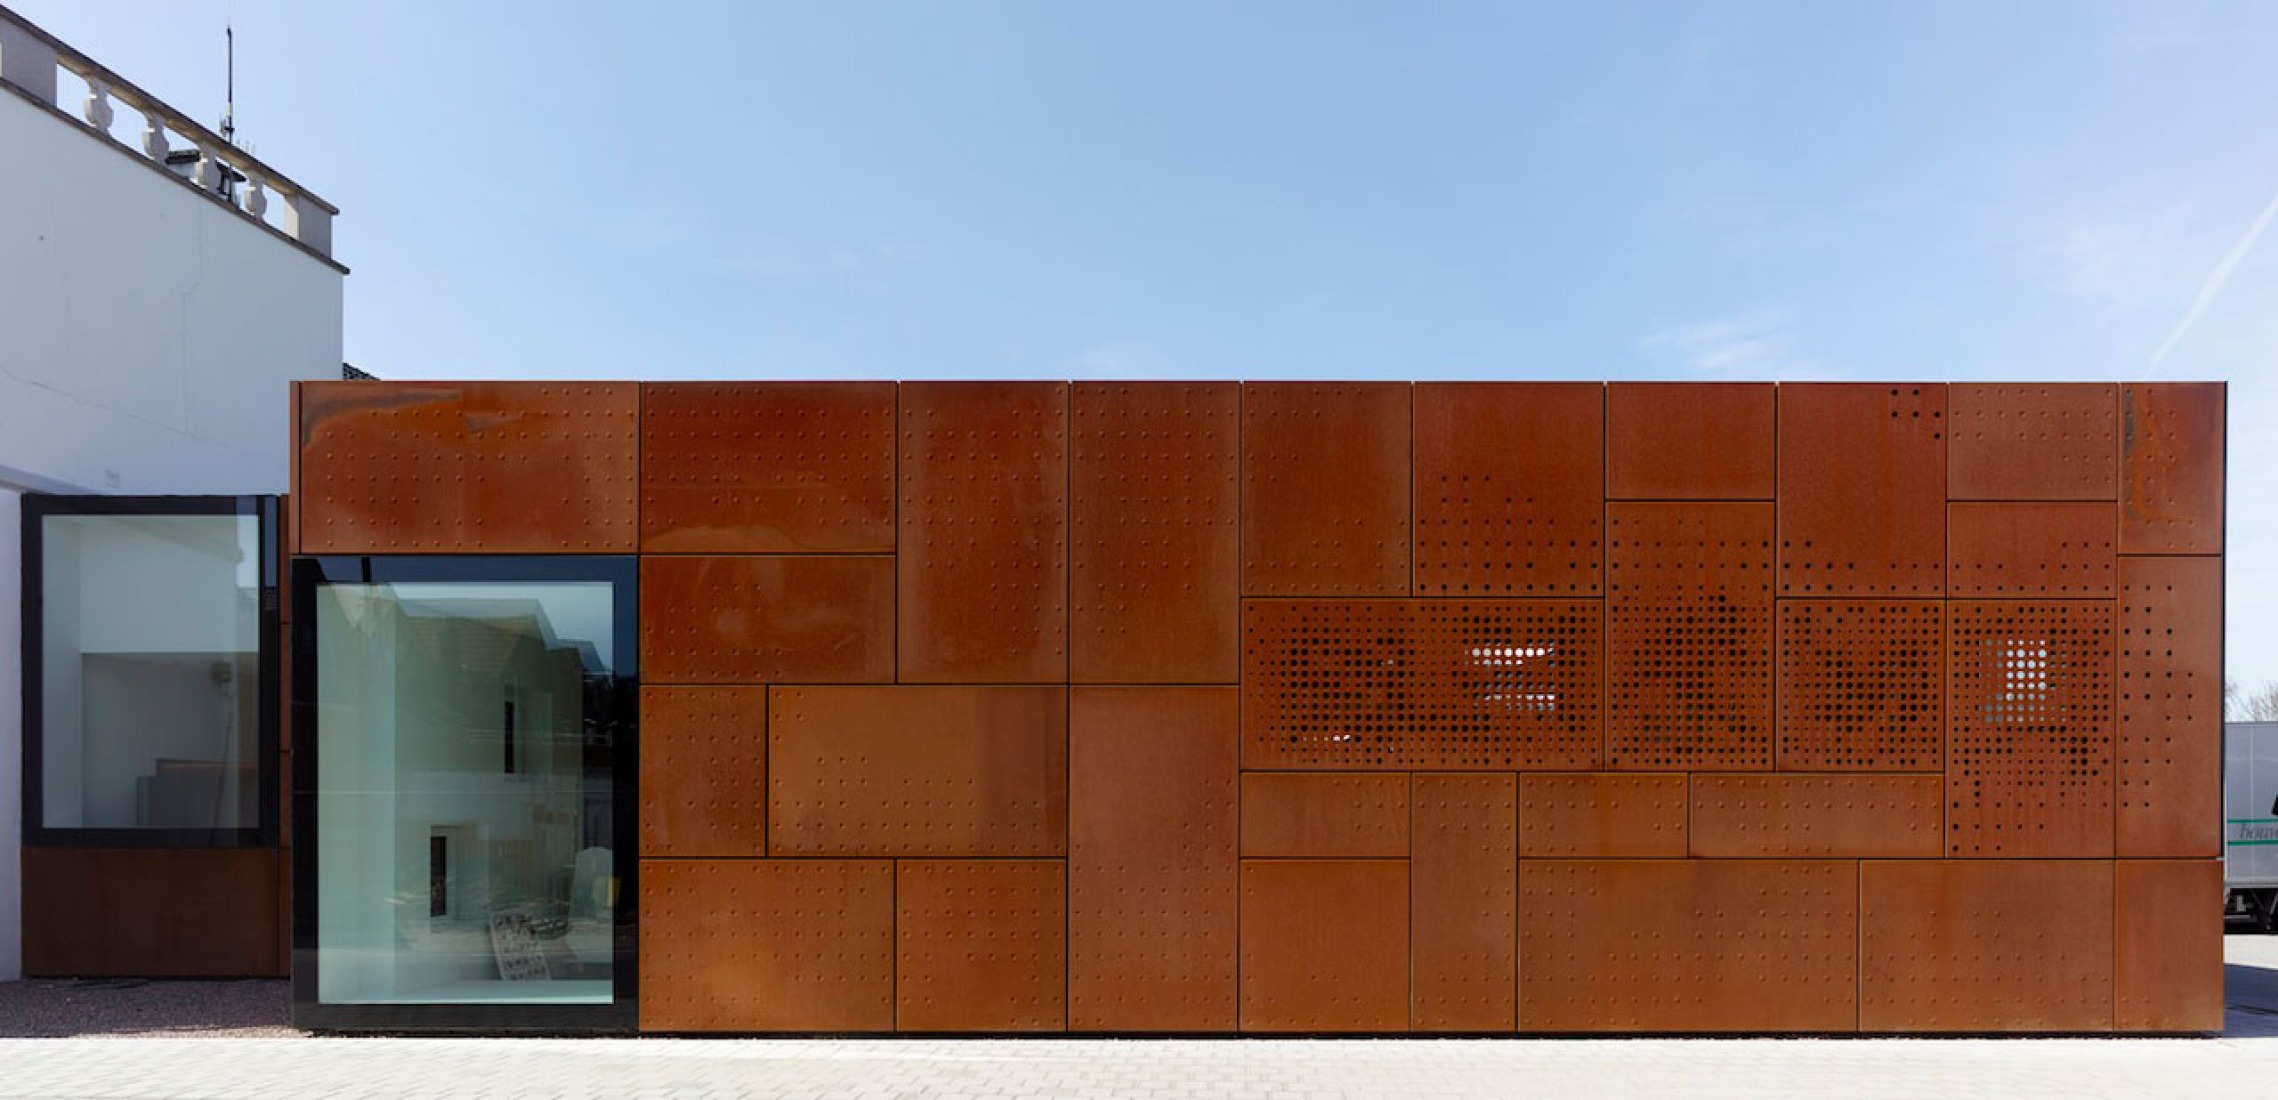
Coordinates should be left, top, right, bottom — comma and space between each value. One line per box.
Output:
289, 379, 2225, 1034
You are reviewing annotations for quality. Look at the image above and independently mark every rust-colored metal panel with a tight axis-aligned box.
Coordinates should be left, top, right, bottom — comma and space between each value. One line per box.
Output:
1947, 383, 2118, 501
1070, 382, 1240, 682
639, 381, 896, 553
1517, 774, 1687, 858
1518, 860, 1856, 1033
1239, 860, 1410, 1032
21, 848, 281, 977
1068, 687, 1238, 1032
1606, 382, 1776, 500
639, 686, 766, 858
898, 381, 1068, 682
1412, 774, 1517, 1032
768, 686, 1067, 857
641, 555, 894, 684
897, 860, 1067, 1033
1947, 502, 2116, 598
1240, 382, 1410, 596
2116, 860, 2223, 1032
1777, 383, 1946, 597
1689, 775, 1942, 858
1776, 600, 1944, 771
297, 381, 638, 552
1413, 382, 1602, 596
1240, 773, 1410, 857
1945, 601, 2115, 857
1605, 502, 1774, 770
1859, 860, 2114, 1032
1242, 599, 1603, 770
2118, 556, 2222, 856
639, 859, 894, 1032
2121, 382, 2225, 555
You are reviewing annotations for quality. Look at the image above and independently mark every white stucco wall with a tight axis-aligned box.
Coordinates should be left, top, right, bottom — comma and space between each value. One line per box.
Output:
0, 87, 341, 496
0, 84, 340, 980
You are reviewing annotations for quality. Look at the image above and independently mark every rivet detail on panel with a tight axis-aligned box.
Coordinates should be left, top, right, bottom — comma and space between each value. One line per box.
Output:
640, 382, 896, 553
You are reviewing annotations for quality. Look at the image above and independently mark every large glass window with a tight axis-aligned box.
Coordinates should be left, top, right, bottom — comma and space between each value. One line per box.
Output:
23, 496, 275, 845
292, 556, 636, 1031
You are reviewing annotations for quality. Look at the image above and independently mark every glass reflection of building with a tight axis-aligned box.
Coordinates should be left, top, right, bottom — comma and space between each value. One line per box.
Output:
300, 560, 633, 1021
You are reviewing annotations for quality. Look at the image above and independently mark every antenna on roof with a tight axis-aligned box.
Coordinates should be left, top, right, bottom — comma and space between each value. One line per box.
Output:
220, 24, 235, 145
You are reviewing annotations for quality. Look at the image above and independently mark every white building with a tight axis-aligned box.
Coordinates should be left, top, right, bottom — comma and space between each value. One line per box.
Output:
0, 4, 342, 980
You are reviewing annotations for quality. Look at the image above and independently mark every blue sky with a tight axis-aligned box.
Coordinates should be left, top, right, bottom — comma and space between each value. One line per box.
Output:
18, 1, 2276, 689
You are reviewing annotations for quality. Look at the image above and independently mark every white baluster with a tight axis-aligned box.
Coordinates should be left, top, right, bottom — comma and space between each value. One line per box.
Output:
243, 177, 267, 217
191, 145, 216, 191
141, 114, 168, 160
82, 78, 113, 133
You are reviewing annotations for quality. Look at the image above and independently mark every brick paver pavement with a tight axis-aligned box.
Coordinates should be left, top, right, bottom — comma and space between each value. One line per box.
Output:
1, 937, 2274, 1098
3, 1030, 2277, 1099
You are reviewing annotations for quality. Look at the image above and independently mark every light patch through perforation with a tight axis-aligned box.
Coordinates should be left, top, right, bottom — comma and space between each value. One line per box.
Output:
1606, 503, 1775, 770
1946, 601, 2115, 857
1777, 601, 1944, 771
1241, 599, 1601, 770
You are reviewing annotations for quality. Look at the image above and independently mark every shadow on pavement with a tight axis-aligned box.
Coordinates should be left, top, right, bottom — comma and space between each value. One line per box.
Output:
0, 979, 294, 1038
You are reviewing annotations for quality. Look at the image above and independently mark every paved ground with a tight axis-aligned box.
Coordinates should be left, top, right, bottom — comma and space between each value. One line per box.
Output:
2, 937, 2278, 1098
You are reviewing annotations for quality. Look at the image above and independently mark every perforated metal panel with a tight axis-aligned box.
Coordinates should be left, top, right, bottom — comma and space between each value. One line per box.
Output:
639, 381, 896, 553
1606, 382, 1777, 500
1239, 860, 1410, 1032
640, 555, 894, 683
1777, 384, 1947, 597
1606, 502, 1774, 770
1517, 774, 1687, 858
896, 860, 1067, 1033
1947, 383, 2118, 501
2116, 860, 2223, 1032
1070, 382, 1240, 683
1776, 601, 1944, 771
1412, 774, 1517, 1033
768, 687, 1068, 857
1413, 382, 1602, 595
639, 686, 766, 858
639, 860, 894, 1033
1240, 383, 1410, 596
1689, 775, 1941, 858
1518, 861, 1856, 1033
1859, 860, 2114, 1032
1069, 687, 1238, 1032
1945, 601, 2114, 857
2121, 383, 2225, 555
2118, 556, 2222, 856
297, 381, 638, 552
1947, 502, 2116, 598
898, 381, 1068, 682
1240, 773, 1410, 857
1242, 599, 1602, 770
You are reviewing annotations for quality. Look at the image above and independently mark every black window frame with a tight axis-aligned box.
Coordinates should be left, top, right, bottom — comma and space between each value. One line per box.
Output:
290, 554, 640, 1034
20, 493, 280, 848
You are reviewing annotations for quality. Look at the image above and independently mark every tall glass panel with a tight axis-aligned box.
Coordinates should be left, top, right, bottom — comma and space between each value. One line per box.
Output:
39, 511, 262, 833
311, 573, 624, 1007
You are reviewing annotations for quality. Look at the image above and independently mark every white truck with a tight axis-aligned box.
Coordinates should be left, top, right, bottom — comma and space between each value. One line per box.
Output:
2226, 722, 2278, 929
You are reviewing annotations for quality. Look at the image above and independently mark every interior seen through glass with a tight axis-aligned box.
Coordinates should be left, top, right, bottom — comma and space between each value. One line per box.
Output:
40, 513, 261, 831
314, 579, 617, 1005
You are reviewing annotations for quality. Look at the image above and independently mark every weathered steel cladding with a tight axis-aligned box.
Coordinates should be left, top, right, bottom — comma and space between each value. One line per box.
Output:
1068, 688, 1239, 1032
1070, 383, 1241, 682
286, 379, 2223, 1036
297, 381, 638, 552
897, 382, 1068, 682
1413, 382, 1603, 596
